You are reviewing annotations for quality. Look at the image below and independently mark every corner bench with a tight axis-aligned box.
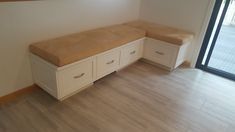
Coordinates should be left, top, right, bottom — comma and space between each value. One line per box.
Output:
30, 21, 194, 100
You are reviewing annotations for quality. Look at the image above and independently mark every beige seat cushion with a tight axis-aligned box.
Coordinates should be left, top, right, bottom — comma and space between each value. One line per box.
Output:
124, 21, 194, 45
30, 21, 194, 67
30, 25, 146, 67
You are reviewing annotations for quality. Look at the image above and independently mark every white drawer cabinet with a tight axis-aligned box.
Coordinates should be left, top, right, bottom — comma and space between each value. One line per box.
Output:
96, 48, 120, 80
143, 38, 178, 68
120, 39, 144, 68
30, 38, 144, 100
57, 59, 93, 99
30, 54, 94, 100
143, 38, 191, 71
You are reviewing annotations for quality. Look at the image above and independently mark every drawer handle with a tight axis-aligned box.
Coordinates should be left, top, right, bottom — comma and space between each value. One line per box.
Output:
155, 51, 164, 55
74, 73, 85, 79
130, 51, 136, 55
106, 60, 115, 65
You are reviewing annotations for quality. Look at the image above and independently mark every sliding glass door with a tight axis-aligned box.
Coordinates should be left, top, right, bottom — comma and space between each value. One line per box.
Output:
196, 0, 235, 80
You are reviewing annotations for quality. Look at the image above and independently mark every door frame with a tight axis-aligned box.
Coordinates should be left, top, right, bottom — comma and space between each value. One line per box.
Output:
196, 0, 235, 81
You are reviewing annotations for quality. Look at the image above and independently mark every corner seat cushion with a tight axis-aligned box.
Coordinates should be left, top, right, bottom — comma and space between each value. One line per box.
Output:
124, 21, 194, 45
29, 25, 146, 67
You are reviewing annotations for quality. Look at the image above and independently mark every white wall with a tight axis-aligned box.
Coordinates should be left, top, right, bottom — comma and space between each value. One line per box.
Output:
140, 0, 215, 66
0, 0, 141, 97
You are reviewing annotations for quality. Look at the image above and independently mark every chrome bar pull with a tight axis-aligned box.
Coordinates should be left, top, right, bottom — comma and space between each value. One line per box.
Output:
74, 73, 85, 79
106, 60, 115, 65
155, 51, 164, 55
130, 50, 136, 55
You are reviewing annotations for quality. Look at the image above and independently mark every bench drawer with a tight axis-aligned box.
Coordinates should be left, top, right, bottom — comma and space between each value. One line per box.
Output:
143, 38, 178, 68
96, 49, 120, 79
120, 39, 143, 68
57, 59, 93, 99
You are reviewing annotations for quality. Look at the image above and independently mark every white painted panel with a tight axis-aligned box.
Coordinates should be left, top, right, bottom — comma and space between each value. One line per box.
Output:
175, 43, 191, 68
30, 54, 58, 98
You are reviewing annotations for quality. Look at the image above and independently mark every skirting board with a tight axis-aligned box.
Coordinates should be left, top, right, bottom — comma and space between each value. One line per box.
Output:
0, 83, 94, 104
0, 84, 40, 105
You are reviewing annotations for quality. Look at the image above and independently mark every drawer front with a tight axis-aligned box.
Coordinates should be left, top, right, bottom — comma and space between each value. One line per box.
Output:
57, 59, 93, 98
96, 49, 120, 79
120, 39, 143, 68
143, 39, 178, 67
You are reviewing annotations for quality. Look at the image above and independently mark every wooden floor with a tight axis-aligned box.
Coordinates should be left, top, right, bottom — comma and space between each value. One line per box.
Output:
1, 61, 235, 132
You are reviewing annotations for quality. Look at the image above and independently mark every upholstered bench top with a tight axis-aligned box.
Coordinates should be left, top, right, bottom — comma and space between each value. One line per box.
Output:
125, 21, 194, 45
30, 21, 194, 67
30, 25, 146, 67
